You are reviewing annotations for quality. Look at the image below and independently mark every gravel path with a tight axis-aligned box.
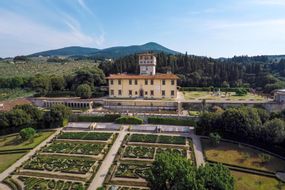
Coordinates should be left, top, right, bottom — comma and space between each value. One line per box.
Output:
87, 126, 128, 190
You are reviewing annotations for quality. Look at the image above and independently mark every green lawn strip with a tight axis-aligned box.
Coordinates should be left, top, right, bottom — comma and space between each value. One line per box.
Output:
231, 170, 285, 190
201, 138, 285, 173
0, 130, 55, 152
0, 152, 28, 173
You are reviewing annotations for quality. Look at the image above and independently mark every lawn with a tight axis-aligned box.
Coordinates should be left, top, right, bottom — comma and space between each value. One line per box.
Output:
231, 171, 285, 190
183, 91, 266, 101
0, 131, 55, 151
202, 139, 285, 172
0, 152, 27, 173
0, 130, 55, 173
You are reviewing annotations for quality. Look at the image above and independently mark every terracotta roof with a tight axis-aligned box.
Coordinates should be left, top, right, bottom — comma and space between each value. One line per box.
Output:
106, 74, 179, 80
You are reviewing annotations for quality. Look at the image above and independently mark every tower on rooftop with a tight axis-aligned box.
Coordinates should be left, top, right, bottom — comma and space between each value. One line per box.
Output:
139, 53, 156, 75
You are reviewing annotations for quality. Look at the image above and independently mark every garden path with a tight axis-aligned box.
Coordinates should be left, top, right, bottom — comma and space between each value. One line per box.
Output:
0, 182, 10, 190
190, 134, 205, 167
88, 125, 128, 190
0, 128, 62, 182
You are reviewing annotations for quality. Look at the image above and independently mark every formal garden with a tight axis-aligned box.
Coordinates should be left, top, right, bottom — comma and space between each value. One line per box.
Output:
104, 133, 194, 189
3, 131, 118, 190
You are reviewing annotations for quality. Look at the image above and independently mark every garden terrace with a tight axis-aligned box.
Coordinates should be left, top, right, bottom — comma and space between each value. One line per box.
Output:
201, 139, 285, 173
57, 132, 113, 141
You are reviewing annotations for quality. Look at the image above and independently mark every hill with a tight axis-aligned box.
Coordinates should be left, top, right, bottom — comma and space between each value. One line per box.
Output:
29, 46, 99, 57
28, 42, 180, 58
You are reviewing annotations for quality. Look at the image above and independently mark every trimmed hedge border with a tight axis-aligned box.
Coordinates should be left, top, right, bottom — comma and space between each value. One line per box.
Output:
70, 114, 121, 123
148, 117, 196, 126
115, 116, 143, 125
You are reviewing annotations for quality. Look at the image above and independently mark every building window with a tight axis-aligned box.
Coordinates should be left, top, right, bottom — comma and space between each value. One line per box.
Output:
150, 90, 154, 96
118, 80, 121, 85
118, 90, 122, 96
150, 80, 154, 85
145, 91, 148, 95
145, 80, 148, 85
162, 80, 166, 85
135, 80, 138, 85
110, 80, 113, 85
129, 80, 132, 85
135, 91, 138, 95
111, 90, 114, 96
171, 80, 175, 85
171, 90, 175, 96
162, 90, 165, 96
129, 90, 132, 96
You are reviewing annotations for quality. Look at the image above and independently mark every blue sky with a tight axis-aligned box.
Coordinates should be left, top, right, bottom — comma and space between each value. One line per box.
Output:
0, 0, 285, 57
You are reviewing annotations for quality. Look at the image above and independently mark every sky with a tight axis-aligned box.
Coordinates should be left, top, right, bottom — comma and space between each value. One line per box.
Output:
0, 0, 285, 58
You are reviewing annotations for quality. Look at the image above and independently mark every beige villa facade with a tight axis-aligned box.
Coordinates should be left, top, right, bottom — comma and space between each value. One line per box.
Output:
107, 53, 178, 99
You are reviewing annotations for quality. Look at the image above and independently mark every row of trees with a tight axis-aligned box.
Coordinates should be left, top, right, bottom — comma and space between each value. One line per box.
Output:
0, 66, 106, 98
99, 53, 285, 93
0, 104, 71, 135
148, 152, 234, 190
197, 107, 285, 154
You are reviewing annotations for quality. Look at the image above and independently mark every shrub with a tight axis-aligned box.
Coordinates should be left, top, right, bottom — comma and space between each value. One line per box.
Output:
148, 117, 196, 126
70, 114, 120, 122
259, 153, 271, 164
19, 127, 36, 140
209, 132, 221, 146
115, 116, 143, 124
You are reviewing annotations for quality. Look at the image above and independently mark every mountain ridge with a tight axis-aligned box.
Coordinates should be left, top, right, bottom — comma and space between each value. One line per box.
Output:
28, 42, 180, 58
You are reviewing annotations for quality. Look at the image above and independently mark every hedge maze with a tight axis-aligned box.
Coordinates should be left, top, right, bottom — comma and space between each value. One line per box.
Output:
4, 131, 117, 190
105, 133, 194, 189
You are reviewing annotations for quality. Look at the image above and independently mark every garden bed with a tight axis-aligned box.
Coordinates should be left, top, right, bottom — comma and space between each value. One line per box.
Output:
57, 132, 113, 141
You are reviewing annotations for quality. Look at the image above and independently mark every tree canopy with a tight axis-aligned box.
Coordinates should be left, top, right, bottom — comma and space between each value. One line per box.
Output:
148, 152, 234, 190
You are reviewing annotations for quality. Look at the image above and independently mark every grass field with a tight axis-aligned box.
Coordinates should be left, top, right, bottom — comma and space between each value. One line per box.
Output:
0, 131, 54, 151
201, 139, 285, 172
0, 88, 34, 101
0, 152, 27, 173
0, 60, 96, 78
183, 91, 266, 101
231, 171, 285, 190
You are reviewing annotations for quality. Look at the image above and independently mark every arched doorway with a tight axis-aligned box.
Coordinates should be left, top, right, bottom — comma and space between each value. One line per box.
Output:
139, 89, 144, 97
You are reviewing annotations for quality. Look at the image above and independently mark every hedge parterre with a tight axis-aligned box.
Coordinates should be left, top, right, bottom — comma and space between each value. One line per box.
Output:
42, 141, 105, 155
18, 176, 86, 190
23, 155, 95, 174
57, 132, 113, 141
128, 134, 186, 145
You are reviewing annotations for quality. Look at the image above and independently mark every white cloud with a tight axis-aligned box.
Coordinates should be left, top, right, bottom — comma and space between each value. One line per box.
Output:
0, 10, 104, 57
77, 0, 94, 15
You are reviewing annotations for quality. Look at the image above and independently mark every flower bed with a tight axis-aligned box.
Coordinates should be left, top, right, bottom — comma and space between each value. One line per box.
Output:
157, 136, 186, 145
23, 155, 95, 174
123, 146, 155, 159
115, 164, 150, 179
57, 132, 87, 140
18, 176, 86, 190
156, 147, 187, 157
128, 134, 158, 143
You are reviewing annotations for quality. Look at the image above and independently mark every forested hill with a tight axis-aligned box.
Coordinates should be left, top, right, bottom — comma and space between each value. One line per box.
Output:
28, 42, 179, 58
99, 53, 285, 93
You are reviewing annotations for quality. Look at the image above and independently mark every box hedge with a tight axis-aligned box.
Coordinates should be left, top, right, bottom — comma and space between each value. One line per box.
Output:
148, 117, 196, 126
114, 116, 143, 125
70, 114, 121, 122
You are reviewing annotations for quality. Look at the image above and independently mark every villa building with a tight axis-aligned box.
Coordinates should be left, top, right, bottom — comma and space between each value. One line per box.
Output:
107, 53, 178, 99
